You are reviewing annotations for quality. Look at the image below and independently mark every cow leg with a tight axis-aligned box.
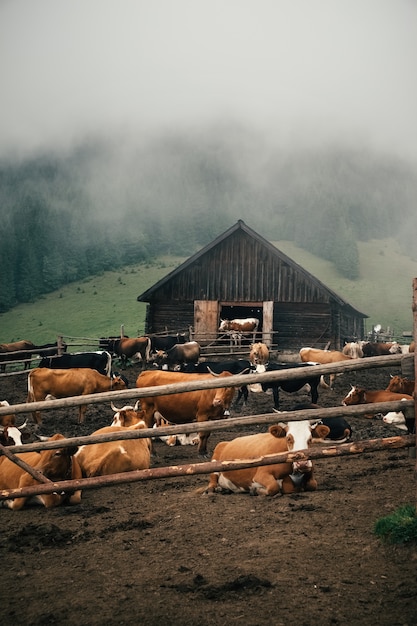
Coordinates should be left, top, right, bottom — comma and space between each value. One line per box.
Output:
310, 383, 319, 404
78, 405, 88, 424
204, 471, 220, 493
234, 386, 248, 406
251, 469, 283, 496
272, 386, 280, 409
197, 431, 210, 457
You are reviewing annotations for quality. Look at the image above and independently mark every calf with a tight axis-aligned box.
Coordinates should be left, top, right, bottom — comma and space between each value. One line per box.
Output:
202, 420, 330, 496
0, 434, 82, 510
75, 422, 151, 477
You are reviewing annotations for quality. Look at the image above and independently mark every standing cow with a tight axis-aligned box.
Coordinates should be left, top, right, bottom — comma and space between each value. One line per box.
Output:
0, 340, 37, 372
153, 341, 200, 370
135, 369, 236, 456
219, 318, 259, 345
27, 368, 127, 424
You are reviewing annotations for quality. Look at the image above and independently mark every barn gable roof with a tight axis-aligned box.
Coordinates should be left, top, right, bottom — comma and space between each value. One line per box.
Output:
137, 220, 367, 318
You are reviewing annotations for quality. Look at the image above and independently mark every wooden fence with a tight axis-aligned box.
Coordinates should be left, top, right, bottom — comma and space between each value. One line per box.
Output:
0, 351, 415, 503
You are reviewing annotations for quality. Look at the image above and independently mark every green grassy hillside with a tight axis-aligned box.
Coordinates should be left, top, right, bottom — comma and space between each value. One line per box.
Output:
0, 240, 415, 345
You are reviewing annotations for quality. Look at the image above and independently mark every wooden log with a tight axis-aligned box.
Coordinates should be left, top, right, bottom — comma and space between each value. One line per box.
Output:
0, 434, 414, 501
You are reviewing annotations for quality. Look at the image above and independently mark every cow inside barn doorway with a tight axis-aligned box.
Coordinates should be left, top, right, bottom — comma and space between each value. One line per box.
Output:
219, 304, 263, 345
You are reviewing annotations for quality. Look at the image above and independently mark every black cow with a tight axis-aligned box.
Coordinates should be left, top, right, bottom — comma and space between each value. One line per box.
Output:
39, 351, 112, 377
250, 362, 322, 409
182, 359, 253, 404
290, 403, 352, 443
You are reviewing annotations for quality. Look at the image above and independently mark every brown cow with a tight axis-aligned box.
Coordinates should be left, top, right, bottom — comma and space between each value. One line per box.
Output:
201, 420, 330, 496
361, 341, 402, 357
111, 336, 150, 368
299, 347, 353, 389
342, 385, 413, 418
0, 433, 82, 510
27, 368, 127, 424
75, 422, 151, 477
249, 342, 269, 365
385, 376, 415, 395
0, 340, 36, 372
135, 369, 236, 456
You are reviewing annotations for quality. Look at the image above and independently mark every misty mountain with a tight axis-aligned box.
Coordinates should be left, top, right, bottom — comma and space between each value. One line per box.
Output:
1, 125, 416, 313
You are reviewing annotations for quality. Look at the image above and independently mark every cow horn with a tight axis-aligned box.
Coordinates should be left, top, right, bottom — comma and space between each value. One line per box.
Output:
207, 366, 220, 377
34, 433, 49, 441
111, 402, 120, 412
17, 419, 28, 431
134, 401, 140, 411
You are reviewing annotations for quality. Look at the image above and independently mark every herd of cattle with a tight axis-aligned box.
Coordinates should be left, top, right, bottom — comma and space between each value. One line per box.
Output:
0, 329, 415, 510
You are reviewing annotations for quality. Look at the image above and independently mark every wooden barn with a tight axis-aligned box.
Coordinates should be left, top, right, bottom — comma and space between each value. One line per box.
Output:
137, 220, 367, 351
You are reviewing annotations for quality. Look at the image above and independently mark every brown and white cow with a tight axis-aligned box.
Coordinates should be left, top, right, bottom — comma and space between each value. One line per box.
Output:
342, 385, 413, 418
75, 422, 151, 477
153, 341, 201, 370
299, 347, 353, 389
27, 368, 127, 424
0, 400, 29, 446
249, 342, 269, 365
385, 375, 415, 396
342, 342, 364, 359
202, 420, 330, 496
135, 369, 236, 456
219, 318, 259, 345
0, 433, 82, 510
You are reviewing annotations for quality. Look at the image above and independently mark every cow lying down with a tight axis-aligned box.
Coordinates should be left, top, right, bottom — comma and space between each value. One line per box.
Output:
110, 403, 199, 447
201, 420, 330, 497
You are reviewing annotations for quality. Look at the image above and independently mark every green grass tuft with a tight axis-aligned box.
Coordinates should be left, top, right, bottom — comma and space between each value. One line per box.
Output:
374, 504, 417, 544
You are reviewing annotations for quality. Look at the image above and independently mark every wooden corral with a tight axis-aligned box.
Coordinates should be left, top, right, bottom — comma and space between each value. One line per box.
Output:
0, 351, 415, 503
137, 220, 367, 350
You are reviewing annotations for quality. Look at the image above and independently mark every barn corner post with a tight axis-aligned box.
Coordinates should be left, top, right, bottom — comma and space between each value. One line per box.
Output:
413, 278, 417, 503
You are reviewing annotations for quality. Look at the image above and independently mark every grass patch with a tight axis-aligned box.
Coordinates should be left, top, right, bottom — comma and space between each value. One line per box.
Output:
374, 504, 417, 544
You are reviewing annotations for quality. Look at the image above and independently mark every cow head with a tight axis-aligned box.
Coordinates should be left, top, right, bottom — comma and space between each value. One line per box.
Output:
110, 401, 144, 427
342, 386, 365, 405
269, 420, 330, 473
38, 434, 79, 481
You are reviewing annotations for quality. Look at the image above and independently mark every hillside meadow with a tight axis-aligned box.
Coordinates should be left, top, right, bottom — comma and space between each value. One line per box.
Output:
0, 240, 416, 345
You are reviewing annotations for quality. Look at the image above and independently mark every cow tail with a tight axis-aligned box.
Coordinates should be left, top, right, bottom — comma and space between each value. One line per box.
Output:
27, 371, 34, 402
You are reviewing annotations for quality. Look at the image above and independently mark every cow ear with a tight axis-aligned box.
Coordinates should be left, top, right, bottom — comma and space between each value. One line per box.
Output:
313, 425, 330, 439
66, 446, 79, 457
269, 424, 286, 438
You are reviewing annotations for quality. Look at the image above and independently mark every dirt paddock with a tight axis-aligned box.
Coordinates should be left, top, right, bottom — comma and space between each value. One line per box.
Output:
1, 360, 416, 626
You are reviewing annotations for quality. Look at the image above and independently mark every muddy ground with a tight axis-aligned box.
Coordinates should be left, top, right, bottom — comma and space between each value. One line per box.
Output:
0, 359, 416, 626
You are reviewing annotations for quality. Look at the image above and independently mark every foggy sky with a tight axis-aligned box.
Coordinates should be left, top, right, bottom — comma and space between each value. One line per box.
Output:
1, 0, 416, 163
